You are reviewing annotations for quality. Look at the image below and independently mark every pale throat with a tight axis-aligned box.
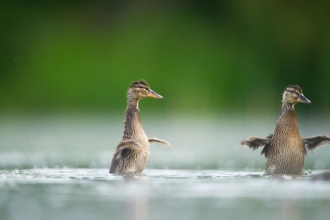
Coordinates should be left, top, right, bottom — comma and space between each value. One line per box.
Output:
281, 102, 295, 114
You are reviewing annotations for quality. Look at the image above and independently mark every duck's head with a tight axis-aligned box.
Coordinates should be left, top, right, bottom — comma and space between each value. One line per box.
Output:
128, 80, 163, 101
282, 85, 311, 105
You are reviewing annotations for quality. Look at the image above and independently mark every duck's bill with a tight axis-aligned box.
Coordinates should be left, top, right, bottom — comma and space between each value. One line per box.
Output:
146, 89, 163, 99
298, 94, 311, 104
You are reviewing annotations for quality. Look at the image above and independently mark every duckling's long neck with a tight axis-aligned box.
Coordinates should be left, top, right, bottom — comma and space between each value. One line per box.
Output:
122, 98, 146, 141
280, 102, 294, 115
275, 102, 300, 137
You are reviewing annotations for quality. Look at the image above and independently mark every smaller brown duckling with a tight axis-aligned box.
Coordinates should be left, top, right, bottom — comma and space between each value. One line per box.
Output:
241, 85, 330, 175
109, 80, 170, 175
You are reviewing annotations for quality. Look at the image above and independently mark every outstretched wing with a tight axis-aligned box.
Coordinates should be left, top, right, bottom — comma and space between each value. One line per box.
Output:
241, 134, 272, 151
148, 137, 171, 147
303, 135, 330, 151
116, 140, 141, 151
109, 140, 141, 174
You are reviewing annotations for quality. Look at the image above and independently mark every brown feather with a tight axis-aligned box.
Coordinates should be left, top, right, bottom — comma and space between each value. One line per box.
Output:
240, 85, 323, 175
148, 137, 171, 147
303, 135, 330, 151
241, 136, 271, 150
109, 80, 169, 174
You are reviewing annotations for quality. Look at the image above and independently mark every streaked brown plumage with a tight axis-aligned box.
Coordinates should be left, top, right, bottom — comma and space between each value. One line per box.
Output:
109, 80, 170, 174
241, 85, 330, 175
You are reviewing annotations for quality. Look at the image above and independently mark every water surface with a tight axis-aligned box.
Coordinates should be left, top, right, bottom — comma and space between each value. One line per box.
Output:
1, 168, 330, 220
1, 114, 330, 220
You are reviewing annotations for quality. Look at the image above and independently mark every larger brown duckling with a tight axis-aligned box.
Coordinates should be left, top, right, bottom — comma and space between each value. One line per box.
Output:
109, 80, 170, 174
241, 85, 330, 175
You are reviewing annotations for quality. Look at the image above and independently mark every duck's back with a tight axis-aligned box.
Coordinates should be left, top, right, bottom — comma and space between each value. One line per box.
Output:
265, 109, 306, 174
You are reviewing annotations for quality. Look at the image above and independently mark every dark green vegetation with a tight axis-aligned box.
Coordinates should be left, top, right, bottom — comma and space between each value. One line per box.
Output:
1, 1, 330, 115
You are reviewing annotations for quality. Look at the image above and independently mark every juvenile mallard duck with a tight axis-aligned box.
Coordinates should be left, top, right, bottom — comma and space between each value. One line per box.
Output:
241, 85, 330, 175
109, 80, 170, 174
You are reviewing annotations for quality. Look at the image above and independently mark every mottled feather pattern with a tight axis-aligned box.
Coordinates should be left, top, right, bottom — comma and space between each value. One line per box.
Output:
265, 109, 305, 174
239, 85, 328, 175
110, 106, 149, 174
116, 149, 148, 173
122, 108, 146, 142
109, 80, 170, 174
285, 85, 302, 94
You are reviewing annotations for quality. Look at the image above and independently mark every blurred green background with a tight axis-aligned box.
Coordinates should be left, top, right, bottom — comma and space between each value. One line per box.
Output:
1, 0, 330, 116
2, 3, 330, 220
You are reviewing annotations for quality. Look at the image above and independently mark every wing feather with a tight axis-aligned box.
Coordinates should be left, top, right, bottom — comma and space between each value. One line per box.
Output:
241, 135, 272, 150
303, 135, 330, 151
148, 137, 171, 147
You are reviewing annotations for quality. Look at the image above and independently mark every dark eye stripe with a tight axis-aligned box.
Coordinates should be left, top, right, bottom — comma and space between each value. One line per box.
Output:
285, 89, 300, 96
134, 86, 148, 90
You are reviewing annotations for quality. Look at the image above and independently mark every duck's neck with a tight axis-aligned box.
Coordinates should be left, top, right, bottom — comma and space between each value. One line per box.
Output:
123, 98, 142, 139
280, 102, 294, 115
276, 102, 299, 136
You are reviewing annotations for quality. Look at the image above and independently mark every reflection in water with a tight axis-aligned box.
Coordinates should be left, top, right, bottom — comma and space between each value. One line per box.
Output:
270, 173, 303, 220
124, 175, 149, 220
269, 174, 302, 180
281, 198, 300, 220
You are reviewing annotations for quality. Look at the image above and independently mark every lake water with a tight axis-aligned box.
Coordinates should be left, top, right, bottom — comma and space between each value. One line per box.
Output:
1, 168, 330, 220
1, 114, 330, 220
